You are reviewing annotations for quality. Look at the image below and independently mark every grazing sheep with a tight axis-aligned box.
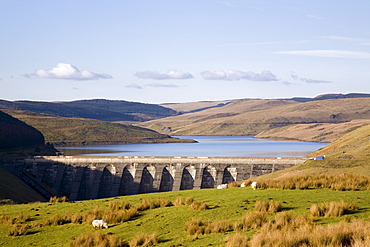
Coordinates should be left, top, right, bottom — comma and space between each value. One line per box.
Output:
92, 219, 108, 229
217, 184, 228, 189
240, 182, 246, 187
251, 181, 258, 190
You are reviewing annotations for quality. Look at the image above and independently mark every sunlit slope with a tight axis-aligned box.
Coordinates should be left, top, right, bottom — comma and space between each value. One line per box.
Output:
256, 123, 370, 179
140, 98, 370, 136
255, 119, 370, 142
4, 110, 194, 146
310, 123, 370, 159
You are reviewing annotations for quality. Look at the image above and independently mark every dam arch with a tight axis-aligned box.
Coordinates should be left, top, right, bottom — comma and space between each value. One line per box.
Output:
0, 156, 306, 200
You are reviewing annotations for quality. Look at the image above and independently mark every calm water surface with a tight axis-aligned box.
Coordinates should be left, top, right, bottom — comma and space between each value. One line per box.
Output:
58, 136, 328, 158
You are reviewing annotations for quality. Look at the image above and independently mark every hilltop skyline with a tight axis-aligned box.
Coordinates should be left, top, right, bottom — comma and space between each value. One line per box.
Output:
1, 1, 369, 103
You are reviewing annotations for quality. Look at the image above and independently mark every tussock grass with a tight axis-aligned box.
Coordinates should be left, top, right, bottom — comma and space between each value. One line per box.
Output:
49, 196, 68, 203
227, 182, 239, 188
251, 173, 370, 191
238, 212, 268, 231
44, 214, 70, 226
254, 200, 282, 213
310, 201, 358, 217
251, 220, 370, 247
7, 224, 29, 236
128, 232, 158, 247
0, 213, 30, 225
189, 201, 208, 211
224, 233, 249, 247
70, 232, 125, 247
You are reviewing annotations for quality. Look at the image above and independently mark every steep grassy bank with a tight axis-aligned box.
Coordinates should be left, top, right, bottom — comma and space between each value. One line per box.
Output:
3, 110, 194, 146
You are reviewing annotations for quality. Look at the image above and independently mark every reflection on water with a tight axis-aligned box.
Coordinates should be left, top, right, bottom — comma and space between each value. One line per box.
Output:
57, 136, 328, 158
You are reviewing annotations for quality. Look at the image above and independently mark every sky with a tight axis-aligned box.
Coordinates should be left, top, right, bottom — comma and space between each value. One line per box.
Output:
1, 0, 370, 104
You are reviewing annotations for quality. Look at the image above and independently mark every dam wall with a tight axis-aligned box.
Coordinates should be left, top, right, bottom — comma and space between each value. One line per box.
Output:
0, 156, 306, 201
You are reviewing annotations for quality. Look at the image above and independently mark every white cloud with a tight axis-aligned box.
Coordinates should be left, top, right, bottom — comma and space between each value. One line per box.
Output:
291, 73, 331, 84
201, 70, 278, 81
200, 70, 227, 80
26, 63, 113, 80
277, 50, 370, 59
135, 70, 193, 80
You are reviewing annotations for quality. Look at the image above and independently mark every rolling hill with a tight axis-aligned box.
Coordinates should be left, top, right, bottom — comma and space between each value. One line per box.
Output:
139, 97, 370, 138
0, 99, 177, 122
3, 110, 194, 146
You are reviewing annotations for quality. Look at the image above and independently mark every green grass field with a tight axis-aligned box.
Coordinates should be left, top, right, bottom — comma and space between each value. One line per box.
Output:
1, 187, 369, 246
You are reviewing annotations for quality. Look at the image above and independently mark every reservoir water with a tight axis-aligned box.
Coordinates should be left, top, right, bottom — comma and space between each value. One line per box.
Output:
57, 136, 328, 158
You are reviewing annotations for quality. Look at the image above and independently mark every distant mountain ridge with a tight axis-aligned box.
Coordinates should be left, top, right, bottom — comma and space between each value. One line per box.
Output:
0, 99, 177, 122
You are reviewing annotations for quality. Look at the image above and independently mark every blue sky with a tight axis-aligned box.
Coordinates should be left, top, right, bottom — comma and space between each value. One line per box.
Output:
1, 0, 369, 103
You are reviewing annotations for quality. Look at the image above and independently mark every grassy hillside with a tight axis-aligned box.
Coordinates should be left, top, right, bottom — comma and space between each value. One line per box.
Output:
255, 119, 370, 142
0, 186, 369, 246
254, 123, 370, 181
139, 98, 370, 136
0, 99, 177, 122
3, 110, 194, 146
161, 100, 233, 113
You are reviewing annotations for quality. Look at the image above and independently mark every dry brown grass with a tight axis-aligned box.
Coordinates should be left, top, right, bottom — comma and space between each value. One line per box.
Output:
310, 201, 358, 217
7, 224, 29, 236
224, 233, 249, 247
254, 200, 282, 213
250, 173, 370, 191
238, 212, 268, 231
70, 232, 126, 247
251, 219, 370, 247
128, 232, 158, 247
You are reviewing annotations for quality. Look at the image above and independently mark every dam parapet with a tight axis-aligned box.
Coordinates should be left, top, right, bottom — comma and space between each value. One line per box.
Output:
0, 156, 306, 201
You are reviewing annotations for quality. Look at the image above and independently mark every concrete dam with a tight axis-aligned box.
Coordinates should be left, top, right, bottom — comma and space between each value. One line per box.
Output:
0, 156, 306, 201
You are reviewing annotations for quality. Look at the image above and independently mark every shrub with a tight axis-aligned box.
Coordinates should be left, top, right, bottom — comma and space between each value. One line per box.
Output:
128, 232, 158, 247
8, 224, 29, 236
224, 233, 249, 247
70, 232, 126, 247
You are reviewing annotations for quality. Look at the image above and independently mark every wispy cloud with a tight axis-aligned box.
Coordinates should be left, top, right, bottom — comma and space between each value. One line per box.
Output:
145, 83, 179, 88
125, 83, 143, 89
25, 63, 113, 80
291, 73, 331, 84
276, 50, 370, 59
201, 70, 278, 81
135, 70, 193, 80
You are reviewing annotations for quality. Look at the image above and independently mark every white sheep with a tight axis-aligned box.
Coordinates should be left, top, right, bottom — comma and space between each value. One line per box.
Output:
217, 184, 228, 189
251, 181, 258, 190
92, 219, 108, 229
240, 182, 246, 187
